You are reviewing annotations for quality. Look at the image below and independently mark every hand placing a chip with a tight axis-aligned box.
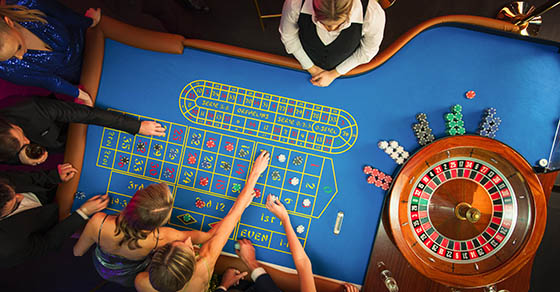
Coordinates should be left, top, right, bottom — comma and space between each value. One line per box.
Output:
139, 121, 166, 137
266, 194, 289, 222
57, 163, 78, 182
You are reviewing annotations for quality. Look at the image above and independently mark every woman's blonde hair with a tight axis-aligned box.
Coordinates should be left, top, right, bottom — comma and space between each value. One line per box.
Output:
114, 183, 173, 250
148, 242, 197, 292
0, 4, 46, 33
313, 0, 353, 22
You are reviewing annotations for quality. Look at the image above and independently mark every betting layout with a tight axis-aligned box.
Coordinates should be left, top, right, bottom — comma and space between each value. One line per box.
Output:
410, 157, 517, 263
179, 80, 358, 154
96, 111, 338, 254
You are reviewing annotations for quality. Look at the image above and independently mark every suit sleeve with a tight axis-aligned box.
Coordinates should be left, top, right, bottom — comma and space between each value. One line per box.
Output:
0, 169, 61, 193
23, 211, 86, 259
33, 97, 141, 135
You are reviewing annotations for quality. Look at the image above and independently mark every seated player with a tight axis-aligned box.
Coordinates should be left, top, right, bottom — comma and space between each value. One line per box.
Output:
0, 0, 101, 104
134, 150, 271, 292
73, 183, 222, 288
279, 0, 385, 87
0, 164, 108, 268
265, 194, 360, 292
0, 95, 165, 165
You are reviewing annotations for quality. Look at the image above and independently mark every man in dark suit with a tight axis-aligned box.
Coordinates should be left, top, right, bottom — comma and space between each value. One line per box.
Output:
0, 95, 166, 165
0, 164, 108, 268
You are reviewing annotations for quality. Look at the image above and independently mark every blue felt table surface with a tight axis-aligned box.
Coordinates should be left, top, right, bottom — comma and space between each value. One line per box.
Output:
73, 26, 560, 285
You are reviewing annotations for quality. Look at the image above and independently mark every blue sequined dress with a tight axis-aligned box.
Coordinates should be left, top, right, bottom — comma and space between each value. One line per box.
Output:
0, 0, 92, 97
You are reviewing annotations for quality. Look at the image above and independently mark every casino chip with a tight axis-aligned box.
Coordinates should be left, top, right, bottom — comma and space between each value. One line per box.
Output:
201, 160, 212, 169
232, 183, 242, 192
254, 188, 262, 198
379, 140, 409, 165
412, 113, 435, 146
302, 198, 311, 208
220, 161, 231, 171
153, 144, 163, 151
378, 141, 389, 150
195, 199, 205, 208
538, 158, 548, 167
363, 165, 393, 190
289, 177, 300, 186
187, 154, 197, 165
445, 104, 466, 136
277, 154, 287, 163
224, 143, 234, 152
199, 177, 209, 186
477, 108, 501, 138
136, 142, 145, 152
191, 133, 201, 145
271, 170, 281, 180
234, 242, 240, 250
74, 191, 86, 200
206, 139, 216, 148
163, 169, 174, 179
293, 156, 304, 166
296, 225, 305, 234
119, 156, 130, 165
465, 90, 476, 99
238, 149, 249, 158
363, 165, 374, 175
168, 149, 179, 160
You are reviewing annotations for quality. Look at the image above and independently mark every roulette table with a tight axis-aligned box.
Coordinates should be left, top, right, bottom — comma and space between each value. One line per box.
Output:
58, 16, 559, 290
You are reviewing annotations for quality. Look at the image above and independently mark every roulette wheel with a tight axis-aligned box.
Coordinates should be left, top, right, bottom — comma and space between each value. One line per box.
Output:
388, 135, 547, 288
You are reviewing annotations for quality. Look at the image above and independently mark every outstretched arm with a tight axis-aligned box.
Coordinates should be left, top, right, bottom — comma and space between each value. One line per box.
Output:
199, 151, 270, 266
266, 194, 316, 292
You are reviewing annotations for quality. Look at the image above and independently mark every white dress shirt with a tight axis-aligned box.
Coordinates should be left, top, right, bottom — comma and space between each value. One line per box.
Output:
279, 0, 386, 74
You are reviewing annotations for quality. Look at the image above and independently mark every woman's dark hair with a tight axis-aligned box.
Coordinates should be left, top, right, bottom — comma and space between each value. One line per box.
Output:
0, 118, 20, 161
148, 242, 196, 292
114, 183, 173, 250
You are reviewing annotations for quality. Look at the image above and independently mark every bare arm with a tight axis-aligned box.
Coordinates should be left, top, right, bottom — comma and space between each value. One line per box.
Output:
199, 151, 270, 266
266, 195, 316, 292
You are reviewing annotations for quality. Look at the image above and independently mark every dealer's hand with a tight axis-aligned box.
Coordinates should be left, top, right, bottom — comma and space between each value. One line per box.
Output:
310, 69, 341, 87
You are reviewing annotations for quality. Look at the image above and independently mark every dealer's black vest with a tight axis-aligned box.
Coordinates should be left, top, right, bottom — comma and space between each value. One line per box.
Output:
297, 0, 369, 70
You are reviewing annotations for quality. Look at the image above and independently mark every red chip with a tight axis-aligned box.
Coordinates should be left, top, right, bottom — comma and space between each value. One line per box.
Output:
367, 175, 376, 184
199, 177, 209, 186
465, 90, 476, 99
224, 143, 234, 152
381, 182, 390, 191
195, 199, 205, 208
363, 165, 373, 175
254, 188, 262, 198
206, 140, 216, 148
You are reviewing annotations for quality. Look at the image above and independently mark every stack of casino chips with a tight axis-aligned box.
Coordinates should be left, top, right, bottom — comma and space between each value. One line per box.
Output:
444, 104, 466, 135
412, 113, 435, 146
477, 108, 501, 138
378, 140, 409, 165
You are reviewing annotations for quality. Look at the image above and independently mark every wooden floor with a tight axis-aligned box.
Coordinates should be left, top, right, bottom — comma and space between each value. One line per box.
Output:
2, 1, 559, 291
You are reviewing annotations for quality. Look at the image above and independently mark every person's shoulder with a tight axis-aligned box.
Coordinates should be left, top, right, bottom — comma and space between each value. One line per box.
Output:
365, 0, 386, 23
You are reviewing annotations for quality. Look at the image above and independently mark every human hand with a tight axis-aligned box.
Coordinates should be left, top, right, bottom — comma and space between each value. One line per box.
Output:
251, 150, 270, 176
310, 69, 341, 87
235, 239, 260, 271
219, 267, 248, 289
307, 65, 325, 77
18, 148, 48, 165
85, 8, 101, 28
343, 283, 360, 292
265, 194, 289, 222
57, 163, 78, 182
79, 194, 109, 216
77, 88, 93, 107
139, 121, 166, 137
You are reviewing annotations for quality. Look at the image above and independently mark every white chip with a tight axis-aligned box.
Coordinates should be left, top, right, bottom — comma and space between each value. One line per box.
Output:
538, 158, 548, 167
384, 147, 394, 154
296, 225, 305, 234
277, 154, 286, 163
396, 158, 405, 165
390, 152, 399, 159
378, 141, 388, 150
389, 140, 399, 148
395, 146, 404, 153
401, 151, 410, 159
290, 177, 300, 186
302, 198, 311, 207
